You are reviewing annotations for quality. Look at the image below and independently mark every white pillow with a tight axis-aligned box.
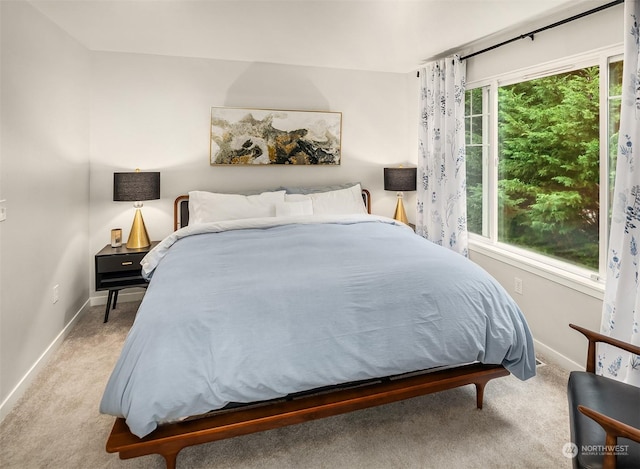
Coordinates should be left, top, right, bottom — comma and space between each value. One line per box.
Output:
275, 199, 314, 217
284, 193, 312, 203
188, 190, 286, 223
309, 184, 367, 215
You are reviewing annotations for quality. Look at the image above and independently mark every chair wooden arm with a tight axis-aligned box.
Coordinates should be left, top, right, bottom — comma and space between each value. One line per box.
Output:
578, 405, 640, 469
569, 324, 640, 373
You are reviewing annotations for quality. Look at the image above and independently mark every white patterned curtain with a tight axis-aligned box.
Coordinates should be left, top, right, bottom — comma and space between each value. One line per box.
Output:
417, 56, 468, 256
599, 0, 640, 386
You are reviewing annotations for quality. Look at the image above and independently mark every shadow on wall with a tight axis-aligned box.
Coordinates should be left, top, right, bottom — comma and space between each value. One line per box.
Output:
214, 61, 348, 190
222, 62, 330, 111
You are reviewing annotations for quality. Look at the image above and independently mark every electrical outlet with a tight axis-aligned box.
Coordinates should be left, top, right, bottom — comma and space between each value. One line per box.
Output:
514, 277, 523, 295
53, 284, 59, 304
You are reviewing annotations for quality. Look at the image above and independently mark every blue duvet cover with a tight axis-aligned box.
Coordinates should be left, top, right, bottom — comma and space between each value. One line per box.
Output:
100, 215, 535, 437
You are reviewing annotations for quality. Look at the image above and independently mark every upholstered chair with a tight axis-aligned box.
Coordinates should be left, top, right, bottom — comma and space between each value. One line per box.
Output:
568, 324, 640, 469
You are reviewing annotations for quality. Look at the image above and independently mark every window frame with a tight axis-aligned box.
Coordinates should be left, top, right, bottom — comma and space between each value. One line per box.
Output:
465, 45, 623, 298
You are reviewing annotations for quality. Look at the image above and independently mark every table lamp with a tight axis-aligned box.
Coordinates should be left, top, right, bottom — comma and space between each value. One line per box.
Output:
384, 166, 417, 225
113, 170, 160, 249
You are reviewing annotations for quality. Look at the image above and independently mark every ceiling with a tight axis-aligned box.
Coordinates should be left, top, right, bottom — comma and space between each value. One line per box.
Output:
30, 0, 604, 73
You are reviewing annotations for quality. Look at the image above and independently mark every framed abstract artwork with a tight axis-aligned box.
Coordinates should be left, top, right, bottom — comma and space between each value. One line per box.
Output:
210, 107, 342, 165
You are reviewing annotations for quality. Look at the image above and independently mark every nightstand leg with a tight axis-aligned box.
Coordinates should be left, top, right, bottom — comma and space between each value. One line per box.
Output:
112, 290, 119, 310
104, 290, 114, 323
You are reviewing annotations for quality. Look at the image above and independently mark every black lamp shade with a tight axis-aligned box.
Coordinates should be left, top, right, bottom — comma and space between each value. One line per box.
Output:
384, 167, 417, 192
113, 172, 161, 201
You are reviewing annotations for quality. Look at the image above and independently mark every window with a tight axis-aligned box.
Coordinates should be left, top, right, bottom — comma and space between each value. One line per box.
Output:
465, 88, 490, 237
465, 51, 623, 279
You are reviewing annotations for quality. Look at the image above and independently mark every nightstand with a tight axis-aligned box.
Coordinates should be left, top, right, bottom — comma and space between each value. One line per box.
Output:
95, 242, 158, 322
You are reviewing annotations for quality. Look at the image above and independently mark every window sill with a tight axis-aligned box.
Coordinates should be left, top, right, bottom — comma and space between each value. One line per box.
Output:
468, 239, 605, 300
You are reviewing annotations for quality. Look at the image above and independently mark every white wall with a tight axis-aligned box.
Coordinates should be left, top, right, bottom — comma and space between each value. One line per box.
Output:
463, 2, 624, 370
89, 52, 412, 296
0, 1, 91, 417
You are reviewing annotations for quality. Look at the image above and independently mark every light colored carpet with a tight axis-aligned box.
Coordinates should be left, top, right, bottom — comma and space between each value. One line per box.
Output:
1, 301, 572, 468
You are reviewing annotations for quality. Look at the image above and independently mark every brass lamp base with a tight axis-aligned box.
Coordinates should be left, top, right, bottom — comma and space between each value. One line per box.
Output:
126, 208, 151, 249
393, 194, 409, 225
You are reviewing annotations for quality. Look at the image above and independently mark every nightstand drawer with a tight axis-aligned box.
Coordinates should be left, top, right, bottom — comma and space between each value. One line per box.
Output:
96, 253, 146, 273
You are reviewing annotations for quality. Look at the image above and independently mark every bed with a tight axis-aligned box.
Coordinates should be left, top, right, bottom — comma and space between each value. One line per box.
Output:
101, 184, 536, 468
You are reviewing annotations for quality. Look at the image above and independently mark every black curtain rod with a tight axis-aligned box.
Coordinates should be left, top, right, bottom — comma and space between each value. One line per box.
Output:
459, 0, 623, 61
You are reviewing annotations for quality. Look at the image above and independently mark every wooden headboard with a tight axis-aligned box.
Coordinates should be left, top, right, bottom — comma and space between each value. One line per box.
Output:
173, 189, 371, 231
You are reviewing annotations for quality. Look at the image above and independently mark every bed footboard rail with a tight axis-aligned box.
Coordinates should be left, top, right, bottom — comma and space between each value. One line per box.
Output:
106, 363, 509, 468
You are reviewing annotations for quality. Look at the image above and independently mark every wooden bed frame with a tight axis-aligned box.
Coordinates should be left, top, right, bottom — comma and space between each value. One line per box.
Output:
106, 189, 511, 468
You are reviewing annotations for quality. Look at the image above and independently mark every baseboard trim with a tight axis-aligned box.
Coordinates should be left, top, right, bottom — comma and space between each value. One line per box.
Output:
0, 298, 91, 423
90, 289, 146, 307
534, 338, 583, 372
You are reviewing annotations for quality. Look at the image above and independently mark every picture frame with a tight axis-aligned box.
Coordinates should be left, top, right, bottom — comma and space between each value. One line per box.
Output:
210, 107, 342, 165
